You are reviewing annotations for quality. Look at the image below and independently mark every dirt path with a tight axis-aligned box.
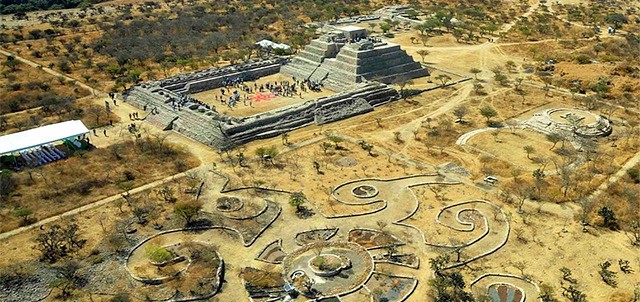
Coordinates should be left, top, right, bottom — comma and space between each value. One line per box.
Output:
498, 0, 542, 37
0, 167, 196, 241
0, 49, 101, 97
586, 150, 640, 203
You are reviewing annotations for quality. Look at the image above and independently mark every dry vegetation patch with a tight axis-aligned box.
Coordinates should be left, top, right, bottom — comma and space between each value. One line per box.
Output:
0, 138, 199, 232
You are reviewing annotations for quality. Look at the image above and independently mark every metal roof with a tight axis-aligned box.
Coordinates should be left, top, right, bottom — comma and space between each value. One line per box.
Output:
0, 120, 89, 155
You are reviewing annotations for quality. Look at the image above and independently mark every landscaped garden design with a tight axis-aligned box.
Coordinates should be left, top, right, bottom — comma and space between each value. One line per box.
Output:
115, 173, 545, 301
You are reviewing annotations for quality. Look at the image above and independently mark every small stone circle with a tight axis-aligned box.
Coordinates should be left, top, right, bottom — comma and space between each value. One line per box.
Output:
351, 184, 379, 198
335, 156, 358, 167
216, 197, 243, 212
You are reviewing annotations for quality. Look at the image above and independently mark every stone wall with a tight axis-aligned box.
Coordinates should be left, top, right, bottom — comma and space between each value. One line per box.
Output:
123, 58, 399, 151
215, 82, 398, 150
158, 59, 283, 94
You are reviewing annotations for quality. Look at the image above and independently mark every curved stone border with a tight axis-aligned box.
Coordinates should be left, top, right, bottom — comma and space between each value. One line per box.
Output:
363, 272, 419, 302
348, 227, 405, 250
308, 254, 351, 277
219, 198, 270, 220
318, 201, 387, 219
254, 239, 286, 264
456, 127, 497, 146
213, 171, 293, 195
430, 204, 491, 249
331, 174, 442, 205
470, 273, 542, 302
129, 241, 224, 301
126, 204, 281, 281
294, 228, 339, 246
322, 174, 458, 219
373, 253, 420, 269
395, 197, 510, 270
282, 241, 374, 299
130, 246, 193, 285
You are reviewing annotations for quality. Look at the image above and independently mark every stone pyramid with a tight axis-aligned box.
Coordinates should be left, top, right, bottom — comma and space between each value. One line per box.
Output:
281, 27, 428, 91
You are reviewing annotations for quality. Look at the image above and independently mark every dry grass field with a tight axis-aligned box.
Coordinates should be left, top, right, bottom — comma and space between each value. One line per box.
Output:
0, 0, 638, 301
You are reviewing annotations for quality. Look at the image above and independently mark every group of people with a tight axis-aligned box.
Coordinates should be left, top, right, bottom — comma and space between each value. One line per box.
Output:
213, 76, 324, 109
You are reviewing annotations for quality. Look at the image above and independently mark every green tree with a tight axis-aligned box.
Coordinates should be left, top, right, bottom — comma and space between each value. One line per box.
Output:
14, 207, 34, 226
34, 223, 85, 263
0, 169, 15, 202
255, 145, 279, 166
606, 13, 627, 29
110, 293, 132, 302
2, 56, 19, 72
598, 260, 617, 287
379, 23, 392, 34
49, 261, 84, 300
145, 243, 173, 263
417, 49, 430, 62
435, 74, 452, 87
539, 284, 559, 302
453, 106, 469, 122
479, 106, 497, 122
546, 133, 563, 150
327, 135, 344, 149
289, 191, 307, 214
469, 67, 481, 80
174, 200, 203, 226
597, 207, 619, 230
523, 145, 535, 160
320, 142, 332, 155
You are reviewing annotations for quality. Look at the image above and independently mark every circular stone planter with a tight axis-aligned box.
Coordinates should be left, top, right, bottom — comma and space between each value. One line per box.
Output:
282, 241, 373, 298
308, 254, 351, 277
351, 185, 379, 198
216, 197, 243, 212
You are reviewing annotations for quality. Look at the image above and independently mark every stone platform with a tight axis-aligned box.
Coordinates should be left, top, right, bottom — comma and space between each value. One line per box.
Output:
123, 58, 398, 151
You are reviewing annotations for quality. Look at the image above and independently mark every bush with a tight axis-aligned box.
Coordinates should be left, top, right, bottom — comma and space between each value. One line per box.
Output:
110, 293, 131, 302
145, 244, 173, 263
627, 168, 640, 184
574, 54, 591, 64
487, 121, 503, 128
7, 82, 21, 91
123, 170, 135, 181
64, 178, 108, 196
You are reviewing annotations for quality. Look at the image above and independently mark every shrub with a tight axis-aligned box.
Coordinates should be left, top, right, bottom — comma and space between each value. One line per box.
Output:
123, 170, 135, 181
574, 54, 591, 64
627, 168, 640, 184
145, 244, 173, 263
110, 293, 131, 302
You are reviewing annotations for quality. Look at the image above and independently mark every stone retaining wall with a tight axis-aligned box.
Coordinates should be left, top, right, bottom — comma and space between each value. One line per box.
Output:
124, 62, 399, 151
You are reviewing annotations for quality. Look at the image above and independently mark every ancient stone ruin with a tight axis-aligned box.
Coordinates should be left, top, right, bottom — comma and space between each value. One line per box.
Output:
281, 26, 428, 91
123, 27, 430, 150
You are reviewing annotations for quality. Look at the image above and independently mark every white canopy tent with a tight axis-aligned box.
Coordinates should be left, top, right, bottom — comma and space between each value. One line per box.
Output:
0, 120, 89, 155
256, 39, 291, 50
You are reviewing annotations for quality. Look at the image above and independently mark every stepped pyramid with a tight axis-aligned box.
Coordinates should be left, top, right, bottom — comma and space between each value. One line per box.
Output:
281, 26, 428, 91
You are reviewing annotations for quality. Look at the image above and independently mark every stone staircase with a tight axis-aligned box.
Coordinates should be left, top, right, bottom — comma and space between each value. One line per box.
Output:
282, 35, 427, 91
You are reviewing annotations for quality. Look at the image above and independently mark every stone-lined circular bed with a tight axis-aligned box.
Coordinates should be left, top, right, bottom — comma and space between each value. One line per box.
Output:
351, 184, 379, 198
216, 196, 243, 212
282, 241, 373, 298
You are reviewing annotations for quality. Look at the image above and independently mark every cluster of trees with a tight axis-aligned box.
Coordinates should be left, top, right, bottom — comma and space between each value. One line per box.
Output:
428, 254, 483, 302
34, 223, 85, 263
0, 0, 106, 14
